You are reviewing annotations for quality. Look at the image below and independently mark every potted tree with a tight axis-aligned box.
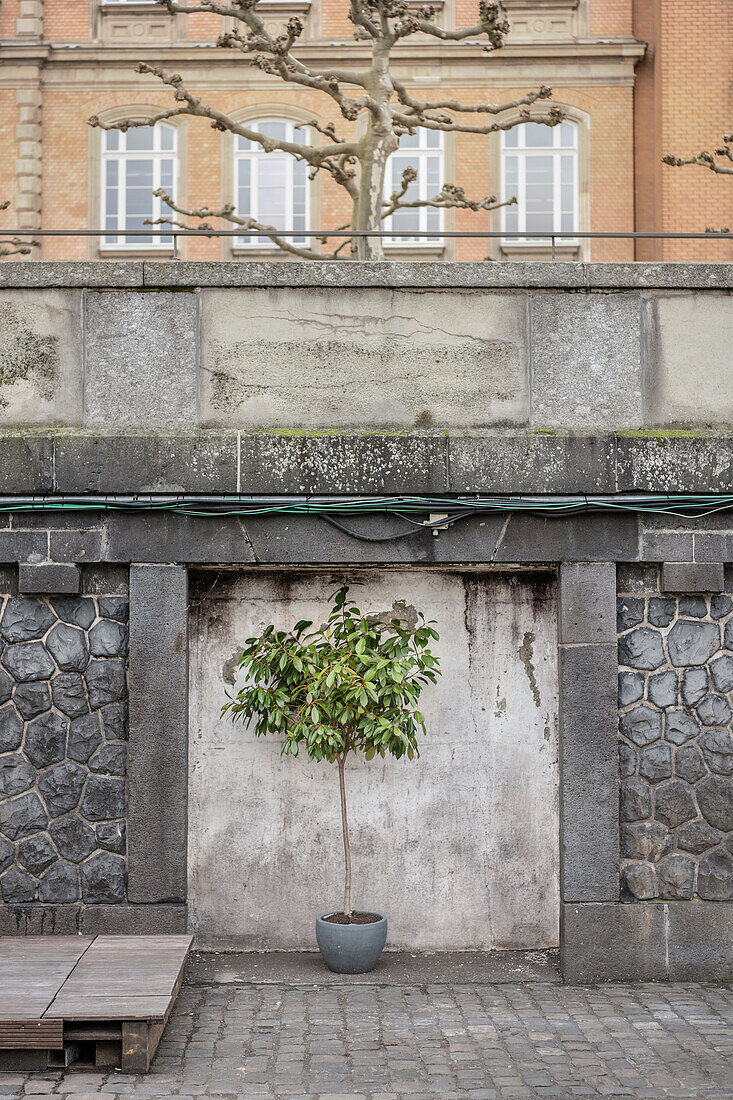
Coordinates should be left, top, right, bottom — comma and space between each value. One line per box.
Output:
222, 585, 441, 973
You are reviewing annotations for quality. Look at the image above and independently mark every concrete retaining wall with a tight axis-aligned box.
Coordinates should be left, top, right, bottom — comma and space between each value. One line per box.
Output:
1, 262, 733, 433
1, 262, 733, 981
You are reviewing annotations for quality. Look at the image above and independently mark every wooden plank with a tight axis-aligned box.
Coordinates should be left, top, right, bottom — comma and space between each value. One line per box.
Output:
0, 1020, 63, 1050
46, 996, 173, 1021
44, 935, 192, 1022
0, 937, 94, 1022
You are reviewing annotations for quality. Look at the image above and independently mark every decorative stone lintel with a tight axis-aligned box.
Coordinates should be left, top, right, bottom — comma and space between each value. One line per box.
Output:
662, 562, 724, 594
19, 564, 81, 596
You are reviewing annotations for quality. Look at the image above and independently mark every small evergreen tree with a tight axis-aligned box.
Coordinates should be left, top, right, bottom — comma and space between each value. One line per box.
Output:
222, 586, 441, 916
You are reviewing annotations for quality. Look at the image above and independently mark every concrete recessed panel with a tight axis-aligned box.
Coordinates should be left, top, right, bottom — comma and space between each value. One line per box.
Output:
645, 294, 733, 427
188, 569, 559, 950
84, 291, 198, 429
530, 291, 643, 430
199, 288, 528, 429
0, 290, 82, 426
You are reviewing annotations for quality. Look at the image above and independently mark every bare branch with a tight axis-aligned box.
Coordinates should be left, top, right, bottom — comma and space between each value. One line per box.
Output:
90, 64, 360, 165
391, 0, 509, 46
380, 167, 517, 219
147, 188, 347, 260
393, 104, 564, 136
663, 134, 733, 176
0, 200, 39, 258
392, 82, 554, 119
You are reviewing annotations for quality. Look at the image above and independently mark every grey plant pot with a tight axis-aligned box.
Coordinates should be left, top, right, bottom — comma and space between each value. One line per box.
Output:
316, 912, 388, 974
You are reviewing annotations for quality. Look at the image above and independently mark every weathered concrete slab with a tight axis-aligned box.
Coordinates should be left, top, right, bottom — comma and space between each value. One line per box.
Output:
199, 288, 528, 429
187, 949, 561, 985
145, 260, 585, 289
54, 433, 238, 493
0, 435, 53, 493
530, 292, 643, 430
239, 432, 447, 493
188, 570, 559, 950
645, 294, 733, 427
447, 433, 616, 493
84, 291, 198, 429
0, 262, 145, 288
0, 291, 82, 427
616, 432, 733, 491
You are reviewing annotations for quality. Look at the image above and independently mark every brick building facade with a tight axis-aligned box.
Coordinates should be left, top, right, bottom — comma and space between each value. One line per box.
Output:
0, 0, 730, 261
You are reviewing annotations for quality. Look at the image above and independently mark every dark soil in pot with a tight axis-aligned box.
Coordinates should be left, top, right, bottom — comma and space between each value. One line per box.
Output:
323, 911, 381, 925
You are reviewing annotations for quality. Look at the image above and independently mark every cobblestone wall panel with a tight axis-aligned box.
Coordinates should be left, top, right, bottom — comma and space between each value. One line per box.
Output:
618, 590, 733, 901
0, 593, 128, 906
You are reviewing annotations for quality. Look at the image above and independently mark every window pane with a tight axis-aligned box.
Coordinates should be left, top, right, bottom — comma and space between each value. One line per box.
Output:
399, 131, 420, 149
505, 155, 518, 189
259, 120, 287, 141
559, 122, 576, 148
426, 155, 440, 193
258, 155, 288, 226
425, 129, 441, 149
125, 127, 155, 151
391, 208, 421, 236
505, 204, 519, 232
105, 130, 119, 152
160, 159, 173, 191
125, 159, 153, 242
524, 155, 554, 237
503, 127, 518, 148
160, 125, 175, 151
524, 122, 553, 147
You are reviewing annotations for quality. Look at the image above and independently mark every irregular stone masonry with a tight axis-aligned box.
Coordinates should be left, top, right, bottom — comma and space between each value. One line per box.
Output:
0, 594, 128, 906
618, 591, 733, 902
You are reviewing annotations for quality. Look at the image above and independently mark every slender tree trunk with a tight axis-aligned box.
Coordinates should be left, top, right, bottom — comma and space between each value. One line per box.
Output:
337, 753, 352, 916
352, 44, 398, 261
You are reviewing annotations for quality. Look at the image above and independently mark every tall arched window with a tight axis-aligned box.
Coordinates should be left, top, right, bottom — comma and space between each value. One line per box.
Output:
102, 123, 177, 248
383, 129, 444, 246
501, 121, 578, 245
234, 119, 309, 247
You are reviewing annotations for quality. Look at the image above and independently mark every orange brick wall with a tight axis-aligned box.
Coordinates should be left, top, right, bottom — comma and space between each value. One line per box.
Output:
634, 0, 733, 260
0, 92, 19, 225
589, 0, 632, 37
44, 0, 89, 40
0, 1, 19, 38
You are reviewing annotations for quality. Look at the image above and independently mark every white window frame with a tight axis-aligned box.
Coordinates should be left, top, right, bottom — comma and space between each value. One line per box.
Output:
383, 130, 444, 248
233, 119, 310, 249
500, 121, 579, 247
101, 123, 177, 250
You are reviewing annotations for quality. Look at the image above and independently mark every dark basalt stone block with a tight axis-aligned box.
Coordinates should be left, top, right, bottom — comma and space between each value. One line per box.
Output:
80, 851, 125, 904
46, 622, 89, 673
12, 681, 51, 720
0, 598, 55, 643
24, 711, 67, 768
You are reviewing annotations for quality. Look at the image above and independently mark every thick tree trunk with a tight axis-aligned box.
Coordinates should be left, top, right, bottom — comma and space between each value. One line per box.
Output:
337, 753, 352, 916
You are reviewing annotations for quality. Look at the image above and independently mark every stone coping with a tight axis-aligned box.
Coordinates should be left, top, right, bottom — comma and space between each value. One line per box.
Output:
1, 260, 733, 289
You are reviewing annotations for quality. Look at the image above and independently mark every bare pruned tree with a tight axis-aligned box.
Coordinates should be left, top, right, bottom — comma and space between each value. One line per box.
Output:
0, 201, 38, 258
89, 0, 563, 260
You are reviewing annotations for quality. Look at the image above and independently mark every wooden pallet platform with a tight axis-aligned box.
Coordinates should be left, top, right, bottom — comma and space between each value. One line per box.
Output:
0, 934, 192, 1071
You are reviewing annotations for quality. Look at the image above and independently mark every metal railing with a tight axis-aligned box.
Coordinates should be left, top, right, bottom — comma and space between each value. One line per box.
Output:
4, 228, 733, 260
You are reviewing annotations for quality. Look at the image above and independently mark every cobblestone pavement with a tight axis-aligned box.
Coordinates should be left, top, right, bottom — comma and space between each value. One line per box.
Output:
2, 981, 733, 1099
